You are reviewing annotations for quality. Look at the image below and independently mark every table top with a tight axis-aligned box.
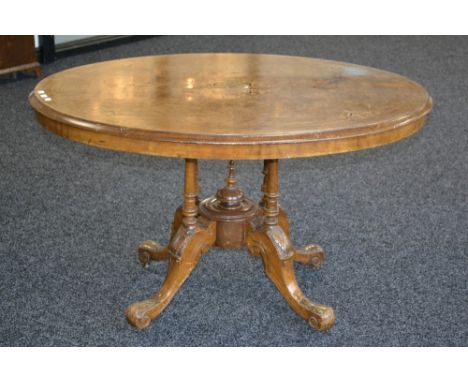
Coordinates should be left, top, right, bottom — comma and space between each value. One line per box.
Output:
29, 53, 432, 160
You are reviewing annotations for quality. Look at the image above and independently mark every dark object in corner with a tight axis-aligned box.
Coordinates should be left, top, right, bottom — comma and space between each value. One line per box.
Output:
0, 35, 41, 78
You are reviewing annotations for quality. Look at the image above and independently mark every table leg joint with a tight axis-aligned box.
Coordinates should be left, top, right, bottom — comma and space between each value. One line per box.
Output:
126, 216, 215, 330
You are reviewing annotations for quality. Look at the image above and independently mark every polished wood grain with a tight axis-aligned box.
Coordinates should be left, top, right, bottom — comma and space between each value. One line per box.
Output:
29, 53, 432, 160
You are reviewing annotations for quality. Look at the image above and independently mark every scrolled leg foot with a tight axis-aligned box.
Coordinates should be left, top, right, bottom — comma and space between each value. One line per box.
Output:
137, 240, 169, 267
306, 302, 336, 331
247, 225, 335, 331
294, 244, 325, 269
125, 299, 155, 330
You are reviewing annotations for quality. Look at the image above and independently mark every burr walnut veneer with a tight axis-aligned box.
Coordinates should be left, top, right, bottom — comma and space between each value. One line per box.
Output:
29, 53, 432, 331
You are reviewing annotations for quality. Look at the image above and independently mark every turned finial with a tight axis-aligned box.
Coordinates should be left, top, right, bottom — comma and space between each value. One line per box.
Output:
226, 160, 237, 189
215, 160, 244, 208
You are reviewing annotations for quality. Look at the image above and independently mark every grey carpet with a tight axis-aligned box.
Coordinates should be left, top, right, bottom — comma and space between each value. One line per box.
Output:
0, 36, 467, 346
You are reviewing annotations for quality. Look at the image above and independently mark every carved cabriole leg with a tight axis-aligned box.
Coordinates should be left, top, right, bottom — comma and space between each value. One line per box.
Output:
126, 159, 215, 330
258, 160, 325, 269
247, 159, 335, 331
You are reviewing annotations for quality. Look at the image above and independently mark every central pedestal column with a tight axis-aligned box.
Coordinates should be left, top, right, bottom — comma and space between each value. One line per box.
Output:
199, 160, 257, 248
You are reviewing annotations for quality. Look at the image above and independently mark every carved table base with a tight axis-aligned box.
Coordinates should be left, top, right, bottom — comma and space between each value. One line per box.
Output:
126, 159, 335, 331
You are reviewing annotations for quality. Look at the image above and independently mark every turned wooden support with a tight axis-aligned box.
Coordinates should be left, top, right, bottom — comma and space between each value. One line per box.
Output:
182, 159, 198, 229
216, 160, 244, 208
263, 159, 280, 227
260, 160, 290, 235
225, 160, 237, 194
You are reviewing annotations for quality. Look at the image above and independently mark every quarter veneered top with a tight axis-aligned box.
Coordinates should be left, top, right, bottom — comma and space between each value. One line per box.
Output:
30, 53, 432, 159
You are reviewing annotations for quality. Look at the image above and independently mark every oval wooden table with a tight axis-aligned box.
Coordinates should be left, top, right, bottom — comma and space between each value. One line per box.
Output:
29, 53, 432, 331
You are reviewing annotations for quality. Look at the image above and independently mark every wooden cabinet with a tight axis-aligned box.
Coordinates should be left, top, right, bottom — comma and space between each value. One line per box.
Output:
0, 35, 41, 77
